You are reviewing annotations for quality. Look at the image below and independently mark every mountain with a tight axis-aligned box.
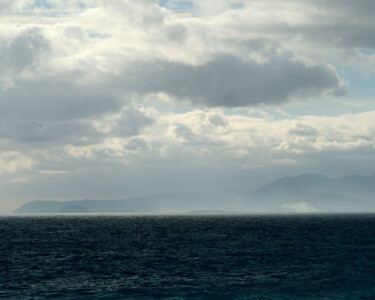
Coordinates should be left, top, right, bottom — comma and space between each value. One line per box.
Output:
13, 173, 375, 214
255, 173, 375, 212
13, 192, 242, 214
58, 205, 90, 213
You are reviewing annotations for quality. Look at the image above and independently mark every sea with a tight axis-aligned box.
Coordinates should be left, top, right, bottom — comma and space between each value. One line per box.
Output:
2, 214, 375, 299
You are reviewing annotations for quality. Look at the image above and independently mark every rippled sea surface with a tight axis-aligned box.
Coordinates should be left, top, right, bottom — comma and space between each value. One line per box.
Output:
2, 214, 375, 299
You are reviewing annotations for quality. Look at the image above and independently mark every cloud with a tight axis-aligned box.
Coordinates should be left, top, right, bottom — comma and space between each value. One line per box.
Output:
125, 137, 149, 151
288, 122, 319, 137
234, 1, 375, 66
0, 0, 33, 13
0, 99, 155, 150
0, 151, 34, 174
112, 107, 155, 137
121, 54, 345, 107
0, 119, 102, 145
93, 105, 156, 138
2, 108, 375, 211
0, 79, 121, 121
1, 0, 375, 212
0, 27, 50, 80
1, 0, 349, 108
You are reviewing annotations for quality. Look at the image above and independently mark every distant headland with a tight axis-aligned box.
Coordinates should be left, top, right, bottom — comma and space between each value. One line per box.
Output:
13, 173, 375, 214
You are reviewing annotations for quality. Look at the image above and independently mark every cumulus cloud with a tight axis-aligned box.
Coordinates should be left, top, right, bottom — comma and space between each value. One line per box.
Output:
288, 123, 319, 137
0, 80, 121, 120
62, 108, 375, 172
0, 28, 49, 73
93, 106, 156, 138
0, 0, 351, 107
2, 107, 375, 211
0, 151, 34, 174
121, 54, 344, 106
0, 118, 102, 145
0, 0, 33, 13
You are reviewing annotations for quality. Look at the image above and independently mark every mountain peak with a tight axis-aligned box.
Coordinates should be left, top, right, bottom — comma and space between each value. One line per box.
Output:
293, 173, 328, 180
256, 173, 329, 195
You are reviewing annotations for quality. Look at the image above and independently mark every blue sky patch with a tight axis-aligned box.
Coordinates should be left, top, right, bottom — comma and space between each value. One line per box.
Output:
335, 64, 375, 98
158, 0, 195, 13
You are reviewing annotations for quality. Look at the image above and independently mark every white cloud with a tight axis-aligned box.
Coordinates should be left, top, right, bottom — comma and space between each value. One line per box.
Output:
39, 108, 375, 173
0, 151, 34, 174
0, 0, 33, 13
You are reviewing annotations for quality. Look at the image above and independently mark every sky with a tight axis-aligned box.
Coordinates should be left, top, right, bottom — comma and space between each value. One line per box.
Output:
1, 0, 375, 212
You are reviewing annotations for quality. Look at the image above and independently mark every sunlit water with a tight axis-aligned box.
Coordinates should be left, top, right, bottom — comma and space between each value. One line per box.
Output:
2, 214, 375, 299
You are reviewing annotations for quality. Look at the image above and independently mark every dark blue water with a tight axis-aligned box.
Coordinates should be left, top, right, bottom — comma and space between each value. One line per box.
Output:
2, 215, 375, 299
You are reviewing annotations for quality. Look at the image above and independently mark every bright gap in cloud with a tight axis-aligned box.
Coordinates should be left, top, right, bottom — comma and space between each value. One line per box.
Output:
335, 65, 375, 98
158, 0, 195, 13
359, 49, 375, 56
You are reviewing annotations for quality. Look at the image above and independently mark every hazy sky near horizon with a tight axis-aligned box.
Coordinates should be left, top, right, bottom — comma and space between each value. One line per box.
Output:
1, 0, 375, 212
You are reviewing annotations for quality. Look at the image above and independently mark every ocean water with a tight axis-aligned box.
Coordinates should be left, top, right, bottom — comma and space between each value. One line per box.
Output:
2, 214, 375, 299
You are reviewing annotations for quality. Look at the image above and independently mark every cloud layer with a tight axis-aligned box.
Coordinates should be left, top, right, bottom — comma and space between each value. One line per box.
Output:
1, 0, 375, 211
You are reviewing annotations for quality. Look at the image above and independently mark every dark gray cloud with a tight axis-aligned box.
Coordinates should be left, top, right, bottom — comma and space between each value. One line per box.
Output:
122, 54, 344, 107
174, 123, 195, 141
125, 138, 149, 151
0, 78, 155, 147
208, 113, 228, 127
288, 123, 319, 137
290, 22, 375, 50
0, 87, 155, 147
0, 79, 121, 121
0, 28, 49, 74
316, 0, 375, 17
252, 1, 375, 50
112, 108, 155, 137
0, 119, 102, 146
